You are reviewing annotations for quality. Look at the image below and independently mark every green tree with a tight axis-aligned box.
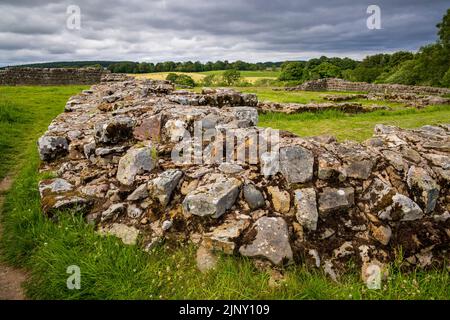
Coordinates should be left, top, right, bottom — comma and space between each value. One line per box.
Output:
311, 62, 342, 79
166, 73, 179, 83
201, 74, 217, 86
442, 67, 450, 87
166, 73, 195, 87
222, 69, 241, 85
278, 62, 304, 81
437, 8, 450, 48
175, 74, 196, 87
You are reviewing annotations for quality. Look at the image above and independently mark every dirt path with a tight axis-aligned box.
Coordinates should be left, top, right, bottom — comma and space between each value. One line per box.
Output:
0, 175, 28, 300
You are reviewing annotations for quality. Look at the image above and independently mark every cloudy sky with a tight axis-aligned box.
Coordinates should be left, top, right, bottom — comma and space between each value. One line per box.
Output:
0, 0, 448, 66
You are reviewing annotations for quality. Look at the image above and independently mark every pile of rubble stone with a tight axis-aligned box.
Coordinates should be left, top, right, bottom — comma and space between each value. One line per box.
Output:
37, 78, 449, 282
323, 92, 450, 109
257, 101, 389, 114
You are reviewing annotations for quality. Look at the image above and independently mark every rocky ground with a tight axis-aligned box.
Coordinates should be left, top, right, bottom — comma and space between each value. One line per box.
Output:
36, 76, 449, 283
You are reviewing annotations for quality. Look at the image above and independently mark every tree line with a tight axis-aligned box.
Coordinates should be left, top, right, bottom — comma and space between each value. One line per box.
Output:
278, 8, 450, 87
107, 60, 283, 74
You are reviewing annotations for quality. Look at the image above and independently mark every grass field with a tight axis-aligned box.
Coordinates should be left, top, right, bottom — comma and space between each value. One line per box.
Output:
0, 85, 449, 299
0, 86, 87, 180
130, 70, 280, 84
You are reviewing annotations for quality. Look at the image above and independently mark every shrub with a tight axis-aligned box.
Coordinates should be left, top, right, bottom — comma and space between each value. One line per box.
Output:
222, 69, 241, 85
278, 62, 304, 81
166, 73, 179, 83
200, 74, 219, 87
165, 73, 196, 87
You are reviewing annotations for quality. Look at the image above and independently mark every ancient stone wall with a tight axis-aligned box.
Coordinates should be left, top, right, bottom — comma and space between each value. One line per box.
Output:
0, 67, 109, 85
36, 79, 449, 282
288, 78, 450, 96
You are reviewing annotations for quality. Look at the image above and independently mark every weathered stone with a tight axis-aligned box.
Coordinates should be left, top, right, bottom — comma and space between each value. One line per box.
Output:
407, 166, 440, 214
83, 141, 96, 159
38, 178, 92, 214
181, 180, 198, 195
378, 194, 423, 221
309, 135, 336, 144
400, 147, 422, 163
425, 154, 450, 169
218, 162, 244, 174
37, 135, 69, 161
80, 183, 109, 198
67, 130, 82, 140
94, 116, 134, 144
38, 178, 73, 197
267, 186, 290, 213
133, 114, 162, 141
127, 183, 149, 201
318, 153, 341, 180
230, 107, 258, 126
116, 146, 157, 185
162, 220, 173, 231
46, 196, 91, 214
294, 188, 318, 231
182, 176, 241, 218
370, 224, 392, 245
103, 93, 122, 103
279, 146, 314, 184
363, 178, 396, 211
148, 169, 183, 206
333, 241, 354, 259
100, 223, 139, 245
239, 217, 293, 266
374, 124, 398, 135
204, 219, 250, 254
344, 159, 374, 180
95, 146, 126, 156
101, 203, 126, 222
318, 187, 354, 214
382, 150, 407, 172
243, 184, 265, 210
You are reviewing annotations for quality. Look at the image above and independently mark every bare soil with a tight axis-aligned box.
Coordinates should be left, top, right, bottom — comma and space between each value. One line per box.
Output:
0, 176, 28, 300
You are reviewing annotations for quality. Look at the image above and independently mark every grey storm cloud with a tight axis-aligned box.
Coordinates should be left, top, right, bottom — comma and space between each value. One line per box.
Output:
0, 0, 448, 66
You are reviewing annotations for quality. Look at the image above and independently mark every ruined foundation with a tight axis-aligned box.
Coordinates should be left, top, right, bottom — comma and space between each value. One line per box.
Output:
36, 78, 449, 281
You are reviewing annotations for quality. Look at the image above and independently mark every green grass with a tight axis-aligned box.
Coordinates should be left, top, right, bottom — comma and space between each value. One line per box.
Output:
226, 86, 450, 141
0, 86, 87, 180
0, 85, 449, 299
259, 105, 450, 141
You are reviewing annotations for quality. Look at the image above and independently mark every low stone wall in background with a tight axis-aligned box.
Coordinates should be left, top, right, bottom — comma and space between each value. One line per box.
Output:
0, 67, 109, 85
288, 78, 450, 96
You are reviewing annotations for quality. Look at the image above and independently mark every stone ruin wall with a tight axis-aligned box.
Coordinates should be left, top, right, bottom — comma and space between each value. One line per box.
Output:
0, 67, 110, 85
289, 78, 450, 96
36, 78, 450, 281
